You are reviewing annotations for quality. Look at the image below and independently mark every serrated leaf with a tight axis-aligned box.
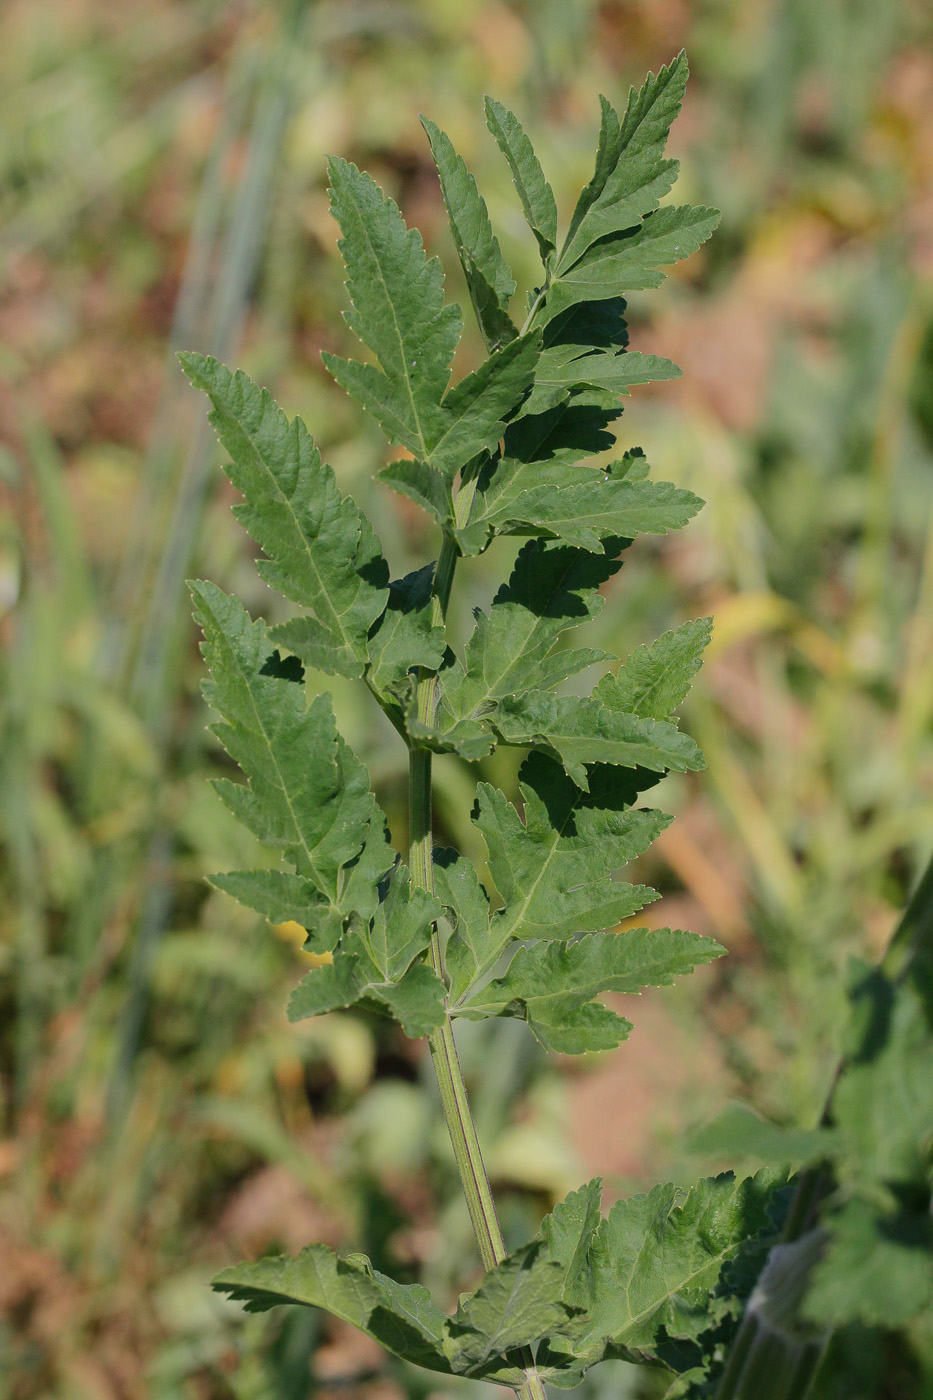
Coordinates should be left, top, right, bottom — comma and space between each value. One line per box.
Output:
484, 97, 558, 259
459, 928, 725, 1052
433, 848, 498, 1005
429, 331, 541, 478
543, 295, 629, 353
493, 689, 705, 788
327, 333, 539, 481
191, 582, 390, 919
538, 1179, 604, 1306
180, 354, 388, 678
453, 755, 667, 1002
212, 1244, 452, 1373
557, 53, 689, 274
407, 671, 498, 760
519, 345, 680, 418
445, 1243, 572, 1372
364, 862, 442, 981
378, 458, 452, 528
556, 1172, 783, 1369
288, 885, 447, 1040
543, 204, 721, 324
438, 539, 622, 728
366, 565, 447, 701
209, 868, 337, 945
324, 155, 460, 453
462, 456, 702, 554
421, 115, 518, 350
596, 617, 712, 719
504, 392, 622, 470
325, 158, 537, 476
563, 94, 622, 254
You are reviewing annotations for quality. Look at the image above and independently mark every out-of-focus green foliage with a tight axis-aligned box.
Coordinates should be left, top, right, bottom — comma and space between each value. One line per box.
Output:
1, 1, 932, 1397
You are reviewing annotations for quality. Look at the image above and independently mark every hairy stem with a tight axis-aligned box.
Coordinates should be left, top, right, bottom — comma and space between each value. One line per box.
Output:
408, 484, 548, 1400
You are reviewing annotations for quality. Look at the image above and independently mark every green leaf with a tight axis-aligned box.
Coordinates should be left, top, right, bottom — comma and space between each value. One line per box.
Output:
453, 755, 667, 1001
543, 204, 721, 324
687, 1104, 833, 1166
212, 1244, 452, 1373
433, 848, 497, 1006
179, 354, 388, 679
438, 539, 621, 728
445, 1243, 573, 1373
543, 295, 629, 353
558, 52, 689, 274
484, 97, 558, 259
191, 582, 391, 919
288, 930, 446, 1039
324, 155, 460, 454
364, 862, 442, 981
563, 94, 622, 255
407, 672, 499, 760
208, 868, 333, 940
503, 388, 621, 471
286, 861, 446, 1037
324, 158, 538, 476
493, 690, 705, 788
378, 458, 452, 528
327, 333, 538, 480
559, 1172, 784, 1368
420, 115, 518, 350
459, 928, 725, 1052
803, 973, 933, 1329
537, 1179, 604, 1306
806, 1198, 933, 1329
462, 456, 702, 554
596, 617, 712, 719
428, 331, 541, 479
366, 565, 447, 701
518, 345, 681, 418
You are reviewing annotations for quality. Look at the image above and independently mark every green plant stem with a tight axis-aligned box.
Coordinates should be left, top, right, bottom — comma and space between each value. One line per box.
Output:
407, 479, 548, 1400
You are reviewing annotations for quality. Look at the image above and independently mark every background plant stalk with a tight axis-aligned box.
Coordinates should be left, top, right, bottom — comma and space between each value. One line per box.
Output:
408, 525, 549, 1400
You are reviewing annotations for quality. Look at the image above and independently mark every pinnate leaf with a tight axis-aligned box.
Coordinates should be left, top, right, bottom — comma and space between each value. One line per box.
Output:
462, 454, 702, 555
445, 1244, 574, 1372
421, 115, 517, 350
544, 203, 720, 324
539, 1171, 783, 1374
596, 616, 712, 719
324, 157, 537, 477
366, 565, 446, 702
459, 928, 725, 1052
493, 689, 705, 788
191, 582, 390, 923
438, 539, 621, 729
180, 354, 388, 678
454, 755, 668, 1001
287, 864, 446, 1039
433, 848, 498, 1006
485, 97, 558, 258
212, 1244, 452, 1373
558, 52, 689, 273
518, 344, 680, 418
378, 457, 452, 528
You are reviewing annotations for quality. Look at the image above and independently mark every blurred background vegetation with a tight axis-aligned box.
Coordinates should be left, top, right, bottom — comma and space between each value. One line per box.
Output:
1, 0, 932, 1396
